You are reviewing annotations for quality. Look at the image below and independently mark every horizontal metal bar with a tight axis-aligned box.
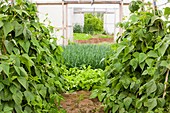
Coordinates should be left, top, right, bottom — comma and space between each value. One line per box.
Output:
74, 12, 115, 14
36, 1, 129, 5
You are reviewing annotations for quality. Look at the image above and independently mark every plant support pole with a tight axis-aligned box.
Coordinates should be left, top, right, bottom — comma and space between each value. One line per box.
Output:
163, 69, 169, 98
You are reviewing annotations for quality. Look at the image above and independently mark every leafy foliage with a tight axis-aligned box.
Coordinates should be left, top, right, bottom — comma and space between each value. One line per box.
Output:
73, 24, 83, 33
91, 1, 170, 113
129, 0, 142, 13
0, 0, 65, 112
62, 44, 111, 69
61, 65, 104, 91
84, 13, 103, 34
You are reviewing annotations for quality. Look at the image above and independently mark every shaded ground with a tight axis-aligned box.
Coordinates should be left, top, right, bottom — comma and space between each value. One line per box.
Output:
61, 91, 104, 113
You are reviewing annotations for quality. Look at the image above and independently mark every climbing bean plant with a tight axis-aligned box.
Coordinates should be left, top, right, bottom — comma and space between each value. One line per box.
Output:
91, 1, 170, 113
0, 0, 65, 112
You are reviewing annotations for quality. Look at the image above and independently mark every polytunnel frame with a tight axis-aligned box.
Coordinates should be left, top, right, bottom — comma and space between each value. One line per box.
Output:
35, 0, 129, 45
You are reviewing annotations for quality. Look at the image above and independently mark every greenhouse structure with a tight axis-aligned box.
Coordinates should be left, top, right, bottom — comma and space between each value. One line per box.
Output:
1, 0, 170, 113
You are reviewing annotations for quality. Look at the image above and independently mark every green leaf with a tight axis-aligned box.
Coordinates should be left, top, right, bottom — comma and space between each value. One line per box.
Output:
112, 104, 119, 113
13, 21, 23, 37
24, 106, 33, 113
4, 40, 14, 54
130, 58, 138, 70
3, 22, 14, 37
118, 92, 128, 100
146, 80, 157, 96
160, 60, 168, 67
0, 55, 8, 59
15, 104, 23, 113
142, 70, 148, 75
157, 98, 165, 108
144, 98, 157, 111
0, 21, 3, 28
124, 97, 132, 110
146, 58, 154, 67
136, 99, 142, 109
120, 75, 131, 89
15, 9, 22, 15
24, 41, 30, 53
19, 67, 28, 77
0, 83, 4, 92
129, 14, 139, 23
90, 89, 98, 99
124, 46, 134, 56
16, 0, 23, 5
0, 67, 2, 73
10, 85, 18, 94
39, 86, 47, 99
122, 54, 131, 62
12, 91, 23, 105
139, 62, 145, 70
149, 26, 159, 32
149, 16, 160, 26
24, 91, 35, 104
147, 67, 156, 76
115, 45, 126, 57
114, 83, 122, 95
3, 105, 13, 112
17, 77, 28, 89
14, 66, 20, 75
18, 40, 30, 53
23, 27, 32, 40
98, 93, 106, 102
0, 62, 9, 76
158, 43, 169, 56
147, 50, 158, 58
139, 53, 147, 64
157, 83, 164, 95
113, 62, 123, 72
164, 7, 170, 16
133, 52, 139, 58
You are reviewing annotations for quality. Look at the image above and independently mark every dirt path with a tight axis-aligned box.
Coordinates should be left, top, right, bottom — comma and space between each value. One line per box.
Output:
60, 91, 104, 113
74, 38, 113, 44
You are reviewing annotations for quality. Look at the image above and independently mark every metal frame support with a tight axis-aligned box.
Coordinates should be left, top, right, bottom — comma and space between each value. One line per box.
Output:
119, 0, 123, 34
62, 1, 65, 45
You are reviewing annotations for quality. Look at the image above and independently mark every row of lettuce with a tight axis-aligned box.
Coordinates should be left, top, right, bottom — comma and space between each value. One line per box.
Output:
0, 0, 170, 113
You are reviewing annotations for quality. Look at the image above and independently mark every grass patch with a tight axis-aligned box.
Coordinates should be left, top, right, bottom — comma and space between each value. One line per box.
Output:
73, 33, 92, 40
99, 35, 113, 38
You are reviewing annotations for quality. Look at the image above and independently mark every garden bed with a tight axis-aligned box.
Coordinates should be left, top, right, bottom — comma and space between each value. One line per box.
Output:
74, 38, 114, 44
60, 91, 104, 113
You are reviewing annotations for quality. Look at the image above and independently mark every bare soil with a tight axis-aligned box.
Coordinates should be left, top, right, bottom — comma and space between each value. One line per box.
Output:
60, 91, 104, 113
74, 38, 114, 44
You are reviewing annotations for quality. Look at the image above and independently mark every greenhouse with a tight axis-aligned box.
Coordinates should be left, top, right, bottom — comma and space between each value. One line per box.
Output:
0, 0, 170, 113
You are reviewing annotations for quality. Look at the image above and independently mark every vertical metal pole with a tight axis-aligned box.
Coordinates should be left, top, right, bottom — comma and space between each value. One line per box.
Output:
153, 0, 157, 12
66, 3, 68, 45
11, 0, 14, 5
114, 12, 116, 43
119, 0, 123, 34
62, 1, 65, 45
